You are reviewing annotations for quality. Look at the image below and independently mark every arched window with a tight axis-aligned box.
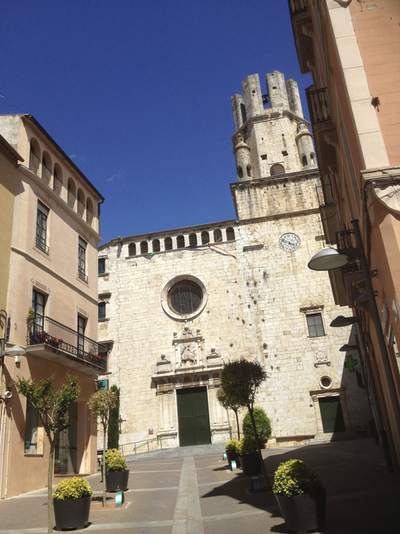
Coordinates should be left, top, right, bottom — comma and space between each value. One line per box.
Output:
29, 140, 40, 174
67, 178, 76, 209
201, 231, 210, 245
270, 163, 285, 176
302, 155, 307, 166
237, 166, 243, 179
177, 235, 185, 249
128, 243, 136, 256
86, 198, 93, 226
77, 188, 85, 218
189, 233, 197, 246
152, 239, 160, 252
53, 164, 62, 195
246, 165, 252, 177
140, 241, 148, 254
41, 152, 52, 185
310, 152, 315, 162
165, 237, 173, 251
226, 227, 235, 241
213, 229, 222, 242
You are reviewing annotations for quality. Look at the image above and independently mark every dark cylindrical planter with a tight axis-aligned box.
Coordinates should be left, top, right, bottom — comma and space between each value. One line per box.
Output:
53, 494, 91, 531
275, 488, 326, 533
226, 450, 241, 469
106, 469, 129, 492
240, 453, 261, 475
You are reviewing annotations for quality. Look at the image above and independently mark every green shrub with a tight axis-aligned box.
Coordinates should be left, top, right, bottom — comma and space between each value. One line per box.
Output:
242, 408, 271, 447
225, 439, 240, 453
107, 385, 120, 449
53, 477, 93, 500
105, 448, 127, 472
272, 459, 323, 497
238, 436, 258, 456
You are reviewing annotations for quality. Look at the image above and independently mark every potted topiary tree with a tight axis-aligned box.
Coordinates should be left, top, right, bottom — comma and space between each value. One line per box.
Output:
225, 439, 241, 469
105, 448, 129, 492
238, 436, 261, 475
242, 408, 271, 448
273, 459, 326, 532
53, 477, 93, 531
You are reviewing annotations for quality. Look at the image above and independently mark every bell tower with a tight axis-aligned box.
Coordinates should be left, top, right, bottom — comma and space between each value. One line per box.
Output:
231, 71, 317, 181
230, 71, 320, 222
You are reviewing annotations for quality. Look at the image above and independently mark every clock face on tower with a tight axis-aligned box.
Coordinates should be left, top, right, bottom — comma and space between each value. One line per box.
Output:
279, 233, 300, 252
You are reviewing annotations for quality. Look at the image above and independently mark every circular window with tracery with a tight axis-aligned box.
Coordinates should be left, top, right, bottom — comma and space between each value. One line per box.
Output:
161, 275, 207, 320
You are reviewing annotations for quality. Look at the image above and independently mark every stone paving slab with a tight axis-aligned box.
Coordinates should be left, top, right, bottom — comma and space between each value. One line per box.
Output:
0, 438, 400, 534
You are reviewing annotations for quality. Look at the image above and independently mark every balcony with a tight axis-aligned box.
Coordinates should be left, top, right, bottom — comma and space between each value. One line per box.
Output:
307, 87, 331, 124
27, 316, 107, 376
306, 86, 338, 175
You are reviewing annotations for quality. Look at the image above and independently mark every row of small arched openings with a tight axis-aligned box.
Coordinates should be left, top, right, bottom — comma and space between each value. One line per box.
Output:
128, 227, 235, 256
30, 139, 94, 225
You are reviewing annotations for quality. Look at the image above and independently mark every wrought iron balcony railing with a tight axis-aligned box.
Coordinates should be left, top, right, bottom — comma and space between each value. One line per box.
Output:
306, 87, 331, 125
78, 267, 88, 283
27, 316, 107, 372
289, 0, 308, 14
35, 235, 49, 254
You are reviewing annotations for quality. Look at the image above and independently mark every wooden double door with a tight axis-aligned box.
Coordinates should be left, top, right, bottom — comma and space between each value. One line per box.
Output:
177, 387, 211, 447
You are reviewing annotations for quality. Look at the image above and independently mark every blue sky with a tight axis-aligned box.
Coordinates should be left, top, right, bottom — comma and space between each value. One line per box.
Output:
1, 0, 312, 245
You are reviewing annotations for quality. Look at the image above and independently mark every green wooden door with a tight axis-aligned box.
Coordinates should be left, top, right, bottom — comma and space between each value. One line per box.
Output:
319, 396, 346, 433
177, 387, 211, 447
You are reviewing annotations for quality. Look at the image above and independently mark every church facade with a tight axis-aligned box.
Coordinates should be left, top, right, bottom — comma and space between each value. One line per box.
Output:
98, 71, 371, 450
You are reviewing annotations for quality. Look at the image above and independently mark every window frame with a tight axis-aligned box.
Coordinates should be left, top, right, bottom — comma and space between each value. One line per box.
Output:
306, 312, 325, 338
98, 302, 106, 320
98, 257, 106, 275
78, 237, 88, 282
36, 201, 49, 254
24, 400, 39, 455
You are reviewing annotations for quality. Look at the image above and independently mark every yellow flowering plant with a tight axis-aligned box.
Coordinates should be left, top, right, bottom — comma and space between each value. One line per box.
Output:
105, 448, 127, 472
272, 459, 323, 497
225, 440, 240, 453
53, 477, 93, 500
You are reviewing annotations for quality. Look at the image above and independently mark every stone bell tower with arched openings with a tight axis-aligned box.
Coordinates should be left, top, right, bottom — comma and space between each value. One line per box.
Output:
231, 71, 316, 182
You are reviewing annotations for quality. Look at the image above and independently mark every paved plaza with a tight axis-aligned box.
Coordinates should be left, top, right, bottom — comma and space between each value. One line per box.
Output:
0, 438, 399, 533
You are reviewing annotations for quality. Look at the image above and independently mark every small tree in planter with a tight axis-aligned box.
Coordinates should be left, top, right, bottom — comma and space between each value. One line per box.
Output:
88, 388, 117, 506
217, 388, 242, 440
53, 477, 93, 531
105, 448, 129, 492
242, 408, 271, 448
238, 436, 261, 475
273, 459, 326, 532
220, 358, 271, 488
15, 375, 80, 534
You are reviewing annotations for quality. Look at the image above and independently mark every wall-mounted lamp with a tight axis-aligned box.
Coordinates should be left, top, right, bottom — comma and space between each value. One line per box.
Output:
330, 315, 358, 328
339, 344, 358, 352
308, 246, 360, 271
2, 344, 26, 363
